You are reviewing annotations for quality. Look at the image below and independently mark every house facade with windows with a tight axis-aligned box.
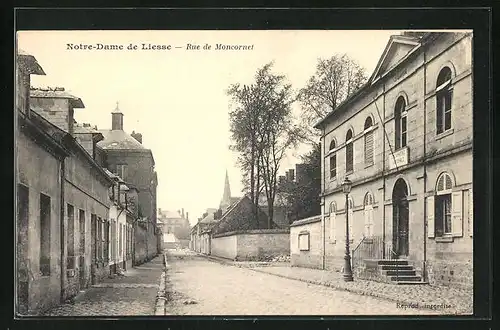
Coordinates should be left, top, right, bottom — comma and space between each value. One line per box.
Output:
305, 32, 472, 289
97, 107, 160, 264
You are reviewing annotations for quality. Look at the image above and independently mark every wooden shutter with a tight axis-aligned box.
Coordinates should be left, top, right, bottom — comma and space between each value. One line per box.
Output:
469, 189, 473, 237
427, 196, 435, 238
363, 209, 369, 237
365, 131, 374, 165
452, 191, 463, 237
368, 208, 374, 237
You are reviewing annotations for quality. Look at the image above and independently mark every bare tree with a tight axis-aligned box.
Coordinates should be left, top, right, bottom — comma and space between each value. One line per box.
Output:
228, 62, 300, 228
297, 54, 368, 144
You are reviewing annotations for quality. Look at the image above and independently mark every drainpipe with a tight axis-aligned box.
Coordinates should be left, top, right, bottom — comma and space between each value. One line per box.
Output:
422, 49, 428, 282
59, 159, 65, 303
322, 129, 326, 270
382, 84, 386, 259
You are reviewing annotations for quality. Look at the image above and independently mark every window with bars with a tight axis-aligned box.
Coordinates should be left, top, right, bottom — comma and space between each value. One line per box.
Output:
394, 97, 408, 149
364, 117, 374, 166
345, 129, 353, 173
436, 67, 453, 134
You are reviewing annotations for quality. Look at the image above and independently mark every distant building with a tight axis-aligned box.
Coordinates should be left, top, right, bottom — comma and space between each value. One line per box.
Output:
97, 105, 160, 264
158, 208, 191, 248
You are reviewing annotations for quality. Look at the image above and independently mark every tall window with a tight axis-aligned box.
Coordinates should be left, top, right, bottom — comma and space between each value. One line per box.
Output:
364, 117, 374, 166
91, 214, 97, 263
67, 204, 75, 257
363, 192, 374, 237
104, 221, 110, 262
435, 173, 453, 237
116, 164, 128, 181
39, 194, 51, 276
345, 129, 354, 173
436, 67, 453, 134
394, 96, 407, 149
79, 210, 85, 269
329, 202, 336, 243
329, 139, 337, 179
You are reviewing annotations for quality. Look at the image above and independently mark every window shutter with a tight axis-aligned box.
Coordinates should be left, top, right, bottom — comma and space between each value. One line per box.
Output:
452, 191, 463, 237
365, 131, 374, 165
427, 196, 435, 238
363, 209, 369, 237
348, 210, 354, 241
469, 189, 473, 237
369, 208, 374, 236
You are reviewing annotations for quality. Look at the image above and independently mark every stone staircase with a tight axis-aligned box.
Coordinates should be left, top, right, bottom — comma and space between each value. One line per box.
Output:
377, 259, 427, 285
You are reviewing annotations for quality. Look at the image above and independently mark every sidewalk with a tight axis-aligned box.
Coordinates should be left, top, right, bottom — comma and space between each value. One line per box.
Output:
43, 255, 166, 316
201, 253, 473, 315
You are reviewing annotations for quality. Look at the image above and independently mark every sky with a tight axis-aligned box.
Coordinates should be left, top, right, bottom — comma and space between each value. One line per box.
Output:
17, 30, 404, 226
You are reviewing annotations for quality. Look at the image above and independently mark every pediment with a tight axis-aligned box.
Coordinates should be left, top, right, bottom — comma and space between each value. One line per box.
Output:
370, 36, 420, 83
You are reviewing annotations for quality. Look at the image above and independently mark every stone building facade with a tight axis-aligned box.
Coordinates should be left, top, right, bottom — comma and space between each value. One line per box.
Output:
312, 32, 473, 289
97, 107, 160, 264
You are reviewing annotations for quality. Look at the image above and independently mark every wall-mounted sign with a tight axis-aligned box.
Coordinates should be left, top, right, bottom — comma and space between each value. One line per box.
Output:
388, 147, 409, 170
298, 232, 310, 251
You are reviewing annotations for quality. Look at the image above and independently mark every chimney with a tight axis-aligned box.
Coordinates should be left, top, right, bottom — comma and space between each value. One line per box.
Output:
289, 169, 295, 182
131, 130, 143, 144
182, 208, 185, 218
112, 102, 123, 130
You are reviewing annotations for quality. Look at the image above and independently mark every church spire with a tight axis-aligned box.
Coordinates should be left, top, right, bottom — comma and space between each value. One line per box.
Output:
220, 170, 232, 211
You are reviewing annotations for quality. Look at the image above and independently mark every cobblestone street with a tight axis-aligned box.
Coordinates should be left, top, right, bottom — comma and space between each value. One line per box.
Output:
164, 250, 442, 315
43, 256, 164, 316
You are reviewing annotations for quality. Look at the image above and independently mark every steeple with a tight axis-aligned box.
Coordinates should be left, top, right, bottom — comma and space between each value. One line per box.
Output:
111, 101, 124, 130
220, 170, 232, 211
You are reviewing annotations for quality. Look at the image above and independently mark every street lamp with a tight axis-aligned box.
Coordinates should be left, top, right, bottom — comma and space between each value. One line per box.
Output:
342, 176, 354, 282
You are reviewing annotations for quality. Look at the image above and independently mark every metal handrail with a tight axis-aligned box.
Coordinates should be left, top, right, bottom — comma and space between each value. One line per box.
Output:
386, 245, 400, 282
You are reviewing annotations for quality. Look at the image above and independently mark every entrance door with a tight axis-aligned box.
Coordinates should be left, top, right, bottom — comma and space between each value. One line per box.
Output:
392, 179, 409, 258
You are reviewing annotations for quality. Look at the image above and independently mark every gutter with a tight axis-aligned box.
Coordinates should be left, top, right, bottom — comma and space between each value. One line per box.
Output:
422, 48, 428, 282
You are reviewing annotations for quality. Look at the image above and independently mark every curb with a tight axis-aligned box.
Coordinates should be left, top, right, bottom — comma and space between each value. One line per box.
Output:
202, 253, 467, 315
154, 253, 169, 316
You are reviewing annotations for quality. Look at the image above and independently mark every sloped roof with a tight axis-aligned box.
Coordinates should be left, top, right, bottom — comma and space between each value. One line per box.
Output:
313, 32, 432, 129
200, 212, 217, 224
160, 210, 183, 219
30, 87, 84, 108
97, 129, 148, 151
17, 49, 45, 75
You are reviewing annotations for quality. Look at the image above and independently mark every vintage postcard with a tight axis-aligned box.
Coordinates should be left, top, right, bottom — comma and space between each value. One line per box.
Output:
15, 29, 474, 317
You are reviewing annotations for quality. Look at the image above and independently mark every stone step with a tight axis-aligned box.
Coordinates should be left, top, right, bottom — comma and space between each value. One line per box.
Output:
389, 275, 421, 282
379, 265, 414, 271
395, 281, 428, 285
376, 259, 408, 265
383, 270, 416, 276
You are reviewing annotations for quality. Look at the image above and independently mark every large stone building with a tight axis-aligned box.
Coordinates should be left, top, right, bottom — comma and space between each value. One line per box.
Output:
158, 208, 191, 248
97, 106, 160, 264
307, 32, 473, 289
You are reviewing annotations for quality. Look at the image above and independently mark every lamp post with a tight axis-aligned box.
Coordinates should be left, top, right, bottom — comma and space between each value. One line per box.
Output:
342, 176, 354, 282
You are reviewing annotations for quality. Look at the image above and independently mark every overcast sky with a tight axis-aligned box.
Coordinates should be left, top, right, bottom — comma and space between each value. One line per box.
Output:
18, 30, 403, 225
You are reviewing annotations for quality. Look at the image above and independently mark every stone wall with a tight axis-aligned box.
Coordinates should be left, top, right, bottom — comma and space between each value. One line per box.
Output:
211, 229, 290, 261
17, 131, 62, 315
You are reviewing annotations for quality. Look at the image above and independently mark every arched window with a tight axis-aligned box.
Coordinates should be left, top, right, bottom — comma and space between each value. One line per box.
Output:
329, 202, 336, 243
435, 172, 453, 237
364, 117, 374, 166
394, 96, 407, 149
363, 192, 374, 237
329, 139, 337, 179
345, 129, 354, 173
436, 67, 453, 134
329, 139, 336, 150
